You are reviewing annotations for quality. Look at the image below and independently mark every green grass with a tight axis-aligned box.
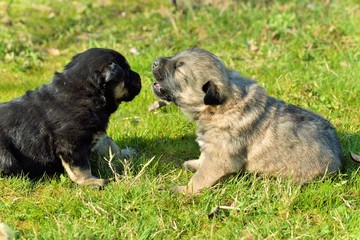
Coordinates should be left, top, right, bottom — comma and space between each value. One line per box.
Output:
0, 0, 359, 239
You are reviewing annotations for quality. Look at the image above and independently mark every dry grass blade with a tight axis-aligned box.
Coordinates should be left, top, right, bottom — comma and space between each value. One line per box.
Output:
132, 156, 156, 183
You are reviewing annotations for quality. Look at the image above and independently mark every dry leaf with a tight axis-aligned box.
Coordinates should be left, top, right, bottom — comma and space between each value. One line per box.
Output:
129, 47, 140, 55
47, 48, 60, 56
350, 152, 360, 163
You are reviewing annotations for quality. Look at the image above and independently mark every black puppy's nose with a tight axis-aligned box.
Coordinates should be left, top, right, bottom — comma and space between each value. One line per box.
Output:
152, 59, 159, 69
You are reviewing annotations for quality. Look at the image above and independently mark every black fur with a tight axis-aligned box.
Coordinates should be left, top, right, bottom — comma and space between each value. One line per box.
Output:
0, 48, 141, 181
202, 80, 225, 105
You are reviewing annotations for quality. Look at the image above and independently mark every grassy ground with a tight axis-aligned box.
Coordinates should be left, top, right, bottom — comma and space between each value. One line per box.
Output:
0, 0, 359, 239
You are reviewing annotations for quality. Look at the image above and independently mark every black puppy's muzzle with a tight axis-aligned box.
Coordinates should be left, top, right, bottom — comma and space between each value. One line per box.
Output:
122, 71, 141, 102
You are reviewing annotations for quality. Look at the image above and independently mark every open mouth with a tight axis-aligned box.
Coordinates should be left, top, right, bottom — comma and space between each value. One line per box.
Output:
151, 82, 173, 102
152, 82, 161, 92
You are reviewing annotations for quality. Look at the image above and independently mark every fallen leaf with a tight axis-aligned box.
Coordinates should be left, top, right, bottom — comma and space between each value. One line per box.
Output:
350, 152, 360, 163
129, 47, 140, 55
47, 48, 60, 56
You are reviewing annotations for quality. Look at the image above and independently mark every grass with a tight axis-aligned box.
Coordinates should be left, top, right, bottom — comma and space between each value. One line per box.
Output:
0, 0, 359, 239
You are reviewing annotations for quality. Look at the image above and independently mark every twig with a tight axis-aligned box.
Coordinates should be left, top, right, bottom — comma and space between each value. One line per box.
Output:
208, 205, 241, 219
104, 147, 120, 182
132, 156, 155, 183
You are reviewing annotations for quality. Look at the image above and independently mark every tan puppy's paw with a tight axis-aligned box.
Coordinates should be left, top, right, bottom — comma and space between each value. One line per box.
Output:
170, 185, 202, 196
170, 185, 187, 195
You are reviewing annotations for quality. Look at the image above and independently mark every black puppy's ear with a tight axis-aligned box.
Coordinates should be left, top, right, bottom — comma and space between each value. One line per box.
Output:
202, 80, 226, 105
102, 62, 124, 82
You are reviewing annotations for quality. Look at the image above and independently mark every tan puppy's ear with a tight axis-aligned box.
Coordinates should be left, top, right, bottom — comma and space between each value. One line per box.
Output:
202, 80, 226, 105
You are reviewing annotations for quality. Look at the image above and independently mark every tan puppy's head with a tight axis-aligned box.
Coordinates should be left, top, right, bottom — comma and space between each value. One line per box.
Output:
151, 48, 231, 115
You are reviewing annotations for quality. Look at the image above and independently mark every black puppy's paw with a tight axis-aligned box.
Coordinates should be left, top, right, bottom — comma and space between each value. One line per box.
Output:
98, 179, 109, 190
83, 177, 109, 190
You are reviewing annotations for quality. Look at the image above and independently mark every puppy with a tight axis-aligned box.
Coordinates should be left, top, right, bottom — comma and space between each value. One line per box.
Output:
0, 48, 141, 187
151, 48, 342, 195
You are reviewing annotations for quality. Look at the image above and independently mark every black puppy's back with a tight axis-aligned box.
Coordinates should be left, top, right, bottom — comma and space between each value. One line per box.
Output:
0, 75, 106, 177
0, 48, 141, 183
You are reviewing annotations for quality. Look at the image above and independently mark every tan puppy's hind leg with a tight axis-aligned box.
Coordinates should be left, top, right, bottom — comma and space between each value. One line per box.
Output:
183, 159, 202, 172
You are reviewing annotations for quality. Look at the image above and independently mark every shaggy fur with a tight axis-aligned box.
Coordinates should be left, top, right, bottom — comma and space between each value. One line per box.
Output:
151, 48, 342, 195
0, 48, 141, 187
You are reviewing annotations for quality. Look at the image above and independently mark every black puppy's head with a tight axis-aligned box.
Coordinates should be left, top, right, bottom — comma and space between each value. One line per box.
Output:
62, 48, 141, 112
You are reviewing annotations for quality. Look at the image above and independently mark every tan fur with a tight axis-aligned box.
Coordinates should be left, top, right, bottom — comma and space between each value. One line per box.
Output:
60, 155, 107, 187
114, 82, 127, 103
152, 48, 342, 195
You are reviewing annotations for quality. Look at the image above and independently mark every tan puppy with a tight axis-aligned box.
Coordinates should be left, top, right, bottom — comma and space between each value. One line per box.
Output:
151, 48, 342, 195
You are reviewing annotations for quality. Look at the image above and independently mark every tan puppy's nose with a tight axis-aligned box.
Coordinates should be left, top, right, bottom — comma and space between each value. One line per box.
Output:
152, 59, 160, 69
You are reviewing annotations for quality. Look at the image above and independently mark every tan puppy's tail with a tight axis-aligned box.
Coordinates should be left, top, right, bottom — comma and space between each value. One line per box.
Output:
350, 152, 360, 163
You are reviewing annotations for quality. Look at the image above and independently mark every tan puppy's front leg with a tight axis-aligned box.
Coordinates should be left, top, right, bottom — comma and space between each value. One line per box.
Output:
173, 154, 239, 195
183, 159, 202, 172
172, 162, 228, 195
60, 156, 108, 188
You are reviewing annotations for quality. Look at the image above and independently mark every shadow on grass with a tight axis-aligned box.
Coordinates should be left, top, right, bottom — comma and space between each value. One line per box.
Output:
92, 133, 199, 178
115, 134, 199, 165
6, 131, 359, 186
99, 130, 360, 180
1, 134, 199, 185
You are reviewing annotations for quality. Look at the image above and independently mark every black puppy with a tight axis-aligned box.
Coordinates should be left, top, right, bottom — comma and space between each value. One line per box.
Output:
0, 48, 141, 187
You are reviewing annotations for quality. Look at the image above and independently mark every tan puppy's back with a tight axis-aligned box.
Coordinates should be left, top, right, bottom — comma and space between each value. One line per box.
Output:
151, 48, 342, 195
